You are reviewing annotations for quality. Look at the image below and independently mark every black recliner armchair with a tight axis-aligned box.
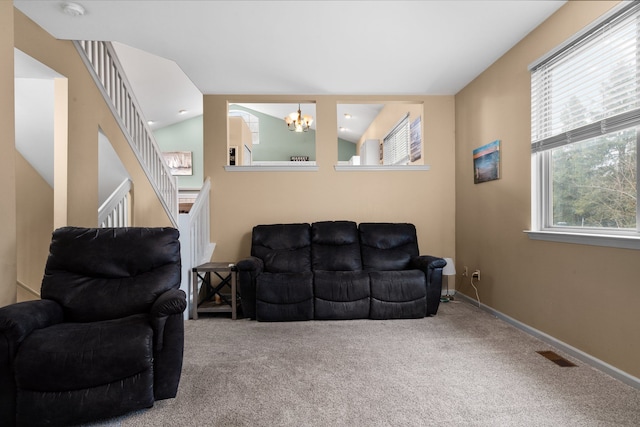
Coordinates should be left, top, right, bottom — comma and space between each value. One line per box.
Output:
0, 227, 186, 426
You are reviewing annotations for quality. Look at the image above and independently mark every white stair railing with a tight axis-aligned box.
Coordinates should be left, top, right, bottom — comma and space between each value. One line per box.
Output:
179, 177, 215, 318
98, 178, 132, 228
74, 40, 178, 227
189, 177, 214, 266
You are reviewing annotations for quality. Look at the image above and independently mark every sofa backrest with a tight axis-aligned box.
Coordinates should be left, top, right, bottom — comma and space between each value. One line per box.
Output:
311, 221, 362, 271
359, 223, 419, 271
41, 226, 182, 322
251, 223, 312, 273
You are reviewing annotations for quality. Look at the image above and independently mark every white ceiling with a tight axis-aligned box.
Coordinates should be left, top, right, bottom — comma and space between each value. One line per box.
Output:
13, 0, 566, 137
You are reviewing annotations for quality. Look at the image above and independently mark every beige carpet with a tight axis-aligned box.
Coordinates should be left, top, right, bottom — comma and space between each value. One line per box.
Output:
88, 299, 640, 426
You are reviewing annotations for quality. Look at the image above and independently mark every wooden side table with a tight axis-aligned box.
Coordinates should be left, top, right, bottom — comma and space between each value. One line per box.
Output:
191, 262, 238, 320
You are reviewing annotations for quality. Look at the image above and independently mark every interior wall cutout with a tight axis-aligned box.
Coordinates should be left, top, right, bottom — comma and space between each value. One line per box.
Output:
98, 128, 131, 205
14, 48, 64, 299
14, 49, 60, 187
336, 102, 424, 166
228, 103, 316, 165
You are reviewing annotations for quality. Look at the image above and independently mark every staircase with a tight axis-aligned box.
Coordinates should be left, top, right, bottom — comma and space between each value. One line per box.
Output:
98, 178, 131, 227
179, 178, 215, 316
75, 40, 214, 315
74, 40, 178, 226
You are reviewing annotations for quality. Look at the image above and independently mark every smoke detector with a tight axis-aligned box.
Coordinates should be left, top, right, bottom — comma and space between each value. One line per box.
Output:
61, 2, 86, 17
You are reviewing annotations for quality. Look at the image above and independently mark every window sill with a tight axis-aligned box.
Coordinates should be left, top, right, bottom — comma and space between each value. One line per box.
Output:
334, 165, 431, 172
525, 230, 640, 250
224, 165, 318, 172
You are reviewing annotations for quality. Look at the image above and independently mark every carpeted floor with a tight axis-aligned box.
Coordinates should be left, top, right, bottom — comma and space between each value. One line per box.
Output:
89, 299, 640, 426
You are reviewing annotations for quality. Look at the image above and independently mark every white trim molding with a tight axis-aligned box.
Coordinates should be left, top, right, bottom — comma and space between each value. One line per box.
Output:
525, 230, 640, 250
225, 165, 319, 172
455, 292, 640, 390
334, 165, 431, 172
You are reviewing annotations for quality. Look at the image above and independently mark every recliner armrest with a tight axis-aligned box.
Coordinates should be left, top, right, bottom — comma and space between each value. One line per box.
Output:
410, 255, 446, 316
0, 300, 64, 357
410, 255, 447, 271
150, 289, 187, 350
236, 256, 264, 273
151, 288, 187, 318
236, 257, 264, 320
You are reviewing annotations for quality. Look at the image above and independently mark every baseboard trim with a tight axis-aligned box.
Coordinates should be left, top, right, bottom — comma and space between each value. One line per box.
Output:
17, 280, 40, 298
455, 292, 640, 390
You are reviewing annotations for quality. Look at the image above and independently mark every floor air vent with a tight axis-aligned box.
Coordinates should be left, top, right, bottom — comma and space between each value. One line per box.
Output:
537, 350, 577, 367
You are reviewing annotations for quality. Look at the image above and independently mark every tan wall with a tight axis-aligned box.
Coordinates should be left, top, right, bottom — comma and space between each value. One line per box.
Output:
0, 0, 17, 306
228, 116, 253, 165
455, 0, 640, 378
16, 151, 53, 299
13, 9, 171, 228
204, 94, 456, 263
358, 103, 424, 165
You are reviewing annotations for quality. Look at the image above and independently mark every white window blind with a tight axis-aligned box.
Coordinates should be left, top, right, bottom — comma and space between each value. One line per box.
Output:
529, 1, 640, 238
383, 113, 410, 165
530, 2, 640, 153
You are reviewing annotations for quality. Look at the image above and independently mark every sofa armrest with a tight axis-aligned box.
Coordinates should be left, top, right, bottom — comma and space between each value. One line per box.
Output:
236, 257, 264, 320
236, 256, 264, 273
0, 300, 63, 426
410, 255, 446, 271
410, 255, 446, 316
150, 289, 187, 351
0, 300, 64, 354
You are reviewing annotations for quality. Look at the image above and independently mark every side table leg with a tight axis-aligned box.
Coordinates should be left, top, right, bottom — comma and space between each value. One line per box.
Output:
231, 270, 237, 320
192, 270, 198, 320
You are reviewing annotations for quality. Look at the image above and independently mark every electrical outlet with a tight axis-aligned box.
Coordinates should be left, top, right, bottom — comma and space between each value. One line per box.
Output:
463, 266, 468, 277
472, 270, 481, 281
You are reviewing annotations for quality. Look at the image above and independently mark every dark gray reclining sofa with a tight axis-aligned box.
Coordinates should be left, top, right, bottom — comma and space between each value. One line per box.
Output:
237, 221, 446, 321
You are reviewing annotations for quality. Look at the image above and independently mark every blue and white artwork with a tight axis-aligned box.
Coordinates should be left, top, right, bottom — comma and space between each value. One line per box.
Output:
473, 140, 500, 184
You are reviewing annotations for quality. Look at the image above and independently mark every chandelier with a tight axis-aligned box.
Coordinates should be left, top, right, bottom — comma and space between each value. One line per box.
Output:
284, 104, 313, 132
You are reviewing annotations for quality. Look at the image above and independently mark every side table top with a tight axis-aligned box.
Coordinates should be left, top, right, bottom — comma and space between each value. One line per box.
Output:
192, 262, 236, 272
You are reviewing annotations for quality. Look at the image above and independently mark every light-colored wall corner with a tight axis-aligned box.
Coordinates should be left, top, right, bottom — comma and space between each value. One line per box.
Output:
154, 115, 204, 189
204, 94, 456, 265
16, 151, 52, 295
454, 0, 640, 379
337, 137, 356, 162
53, 77, 68, 229
0, 1, 17, 307
228, 116, 252, 166
17, 281, 40, 303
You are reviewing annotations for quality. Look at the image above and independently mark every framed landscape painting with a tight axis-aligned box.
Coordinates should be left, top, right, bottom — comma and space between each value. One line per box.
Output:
473, 140, 500, 184
163, 151, 193, 176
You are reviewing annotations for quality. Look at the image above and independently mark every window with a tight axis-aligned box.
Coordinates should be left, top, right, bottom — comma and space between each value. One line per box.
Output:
383, 113, 410, 165
530, 2, 640, 242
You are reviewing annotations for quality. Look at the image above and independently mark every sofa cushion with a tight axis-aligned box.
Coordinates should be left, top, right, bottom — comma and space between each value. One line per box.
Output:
16, 370, 154, 426
311, 221, 362, 271
251, 224, 311, 273
15, 314, 153, 392
314, 271, 370, 319
41, 227, 181, 323
256, 272, 314, 321
369, 270, 426, 319
359, 223, 420, 271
